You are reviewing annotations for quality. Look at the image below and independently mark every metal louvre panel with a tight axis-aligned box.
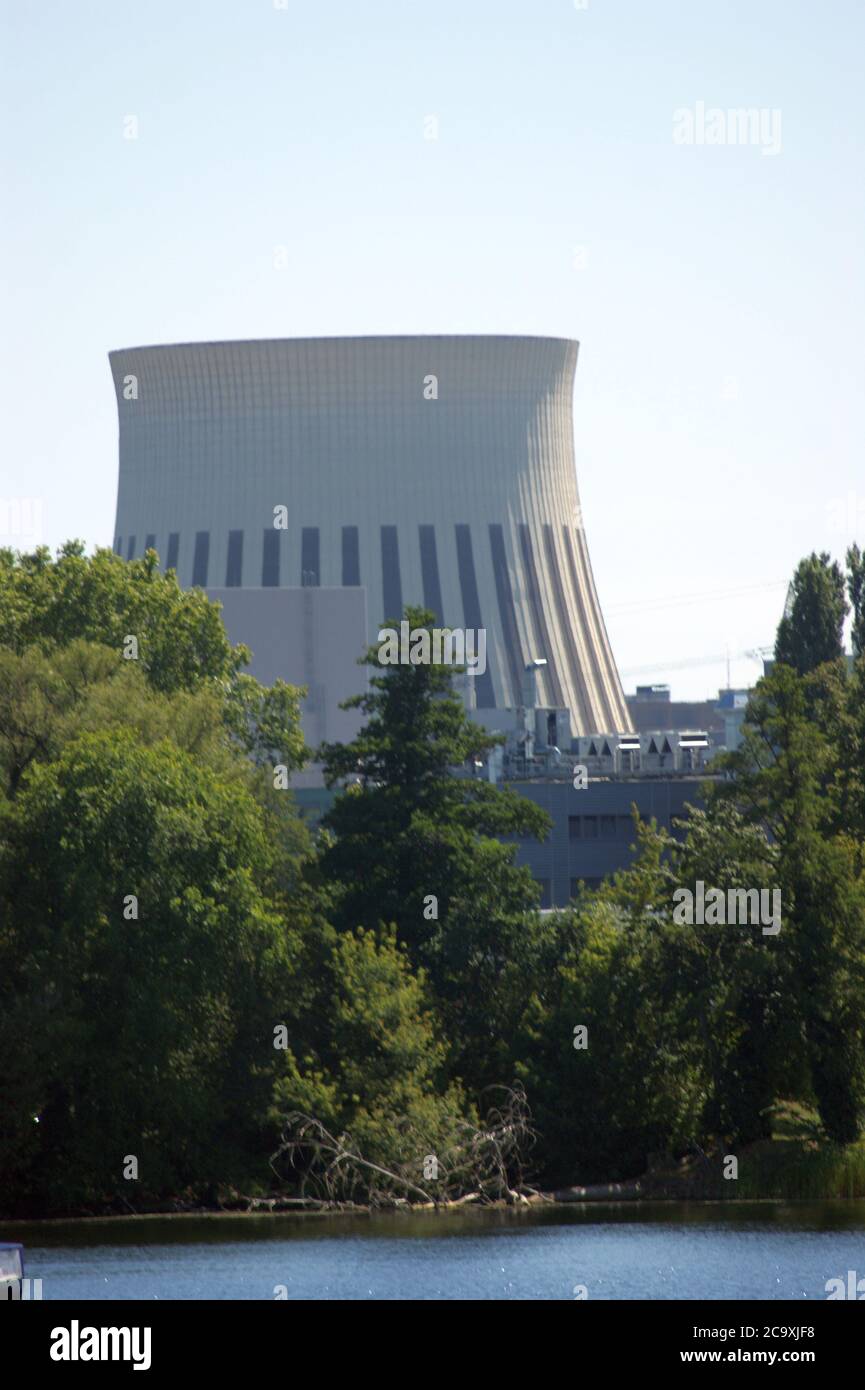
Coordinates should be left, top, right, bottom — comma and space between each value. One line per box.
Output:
454, 524, 495, 710
301, 527, 319, 586
342, 526, 360, 586
518, 523, 564, 709
488, 523, 523, 708
262, 529, 280, 587
418, 524, 443, 625
380, 525, 402, 625
226, 530, 243, 586
543, 523, 592, 729
192, 531, 209, 587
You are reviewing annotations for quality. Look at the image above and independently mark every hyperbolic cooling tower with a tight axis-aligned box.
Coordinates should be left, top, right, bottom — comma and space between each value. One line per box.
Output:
110, 335, 629, 733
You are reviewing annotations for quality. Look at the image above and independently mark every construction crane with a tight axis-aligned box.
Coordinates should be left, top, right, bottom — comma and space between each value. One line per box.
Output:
620, 645, 773, 680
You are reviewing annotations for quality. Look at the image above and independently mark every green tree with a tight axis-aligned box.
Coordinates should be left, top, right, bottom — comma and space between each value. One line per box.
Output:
515, 886, 706, 1183
0, 543, 239, 693
714, 664, 865, 1143
0, 543, 308, 772
317, 607, 551, 1093
775, 552, 847, 675
0, 729, 308, 1212
271, 927, 472, 1199
785, 831, 865, 1144
673, 802, 798, 1144
847, 543, 865, 661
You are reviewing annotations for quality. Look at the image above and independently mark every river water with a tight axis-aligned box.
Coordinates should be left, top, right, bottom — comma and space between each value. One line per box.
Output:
5, 1202, 864, 1300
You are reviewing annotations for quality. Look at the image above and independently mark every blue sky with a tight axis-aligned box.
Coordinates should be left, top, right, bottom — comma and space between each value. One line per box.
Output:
2, 0, 863, 699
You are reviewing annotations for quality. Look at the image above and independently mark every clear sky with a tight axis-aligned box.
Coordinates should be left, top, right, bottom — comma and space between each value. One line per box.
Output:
2, 0, 863, 699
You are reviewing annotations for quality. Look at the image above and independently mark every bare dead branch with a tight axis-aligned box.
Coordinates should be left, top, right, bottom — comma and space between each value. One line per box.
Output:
269, 1085, 537, 1207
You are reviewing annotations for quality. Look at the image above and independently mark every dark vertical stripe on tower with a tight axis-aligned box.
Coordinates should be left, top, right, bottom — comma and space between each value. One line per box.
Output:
575, 527, 619, 721
166, 532, 180, 572
262, 529, 280, 586
144, 533, 156, 554
114, 537, 122, 556
543, 523, 591, 728
342, 526, 360, 586
301, 528, 319, 585
518, 523, 564, 708
454, 523, 496, 709
418, 525, 443, 624
380, 526, 402, 622
562, 526, 606, 725
126, 536, 136, 560
226, 530, 243, 586
489, 524, 524, 707
192, 531, 210, 587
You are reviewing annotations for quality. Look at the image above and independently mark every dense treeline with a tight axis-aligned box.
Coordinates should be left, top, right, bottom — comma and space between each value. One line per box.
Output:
1, 542, 864, 1215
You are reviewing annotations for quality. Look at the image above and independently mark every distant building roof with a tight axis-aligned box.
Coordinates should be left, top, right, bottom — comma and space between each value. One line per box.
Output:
626, 696, 725, 733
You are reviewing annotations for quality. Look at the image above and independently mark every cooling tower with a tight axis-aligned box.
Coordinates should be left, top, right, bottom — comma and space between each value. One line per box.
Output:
110, 335, 629, 733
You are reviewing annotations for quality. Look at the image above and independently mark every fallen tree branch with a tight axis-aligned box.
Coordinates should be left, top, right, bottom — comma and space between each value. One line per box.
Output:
269, 1085, 537, 1206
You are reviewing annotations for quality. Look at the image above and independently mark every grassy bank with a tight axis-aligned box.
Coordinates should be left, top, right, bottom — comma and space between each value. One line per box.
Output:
732, 1140, 865, 1200
4, 1146, 865, 1221
638, 1104, 865, 1201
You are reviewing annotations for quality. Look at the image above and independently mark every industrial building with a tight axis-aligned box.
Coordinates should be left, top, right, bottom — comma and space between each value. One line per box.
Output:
110, 333, 741, 898
110, 334, 629, 744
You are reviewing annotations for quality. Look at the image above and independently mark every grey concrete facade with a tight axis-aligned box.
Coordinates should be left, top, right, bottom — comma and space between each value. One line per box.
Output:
110, 335, 629, 734
508, 777, 706, 907
209, 586, 368, 757
292, 774, 708, 906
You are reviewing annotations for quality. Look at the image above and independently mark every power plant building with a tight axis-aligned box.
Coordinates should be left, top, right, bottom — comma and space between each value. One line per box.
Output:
110, 335, 629, 751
